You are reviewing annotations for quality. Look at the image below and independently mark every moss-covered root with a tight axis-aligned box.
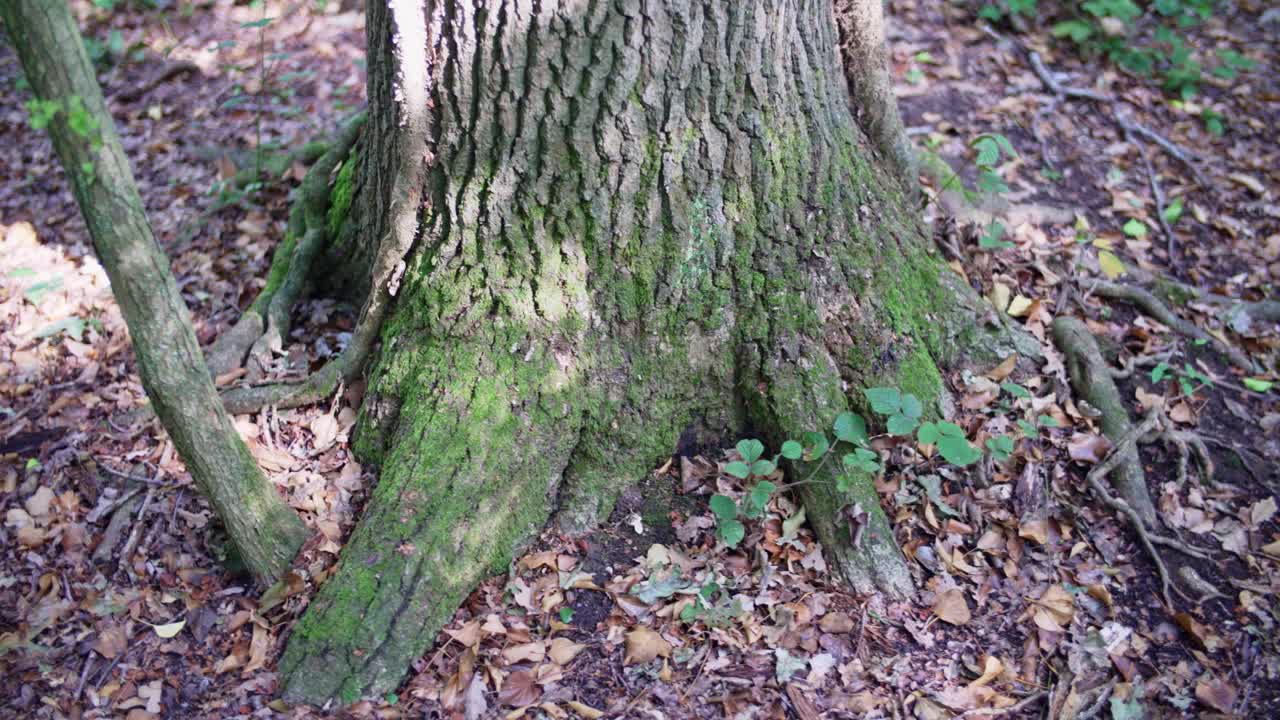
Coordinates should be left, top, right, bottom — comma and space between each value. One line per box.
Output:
278, 334, 583, 706
204, 113, 365, 380
1051, 317, 1159, 529
1090, 280, 1254, 371
754, 347, 914, 598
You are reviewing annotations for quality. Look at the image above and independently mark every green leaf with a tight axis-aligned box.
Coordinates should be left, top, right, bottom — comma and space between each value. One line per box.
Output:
709, 494, 737, 520
937, 421, 966, 438
802, 431, 829, 460
718, 518, 745, 548
1018, 419, 1038, 438
900, 393, 923, 419
1162, 197, 1184, 225
779, 440, 803, 460
886, 413, 918, 436
736, 438, 765, 463
1052, 20, 1094, 43
35, 316, 86, 340
833, 412, 868, 444
1243, 377, 1273, 392
240, 17, 275, 28
725, 461, 751, 479
1036, 414, 1060, 428
1122, 218, 1148, 238
917, 422, 940, 445
979, 221, 1013, 250
972, 136, 1000, 167
750, 459, 776, 476
1001, 382, 1031, 399
864, 387, 901, 415
937, 436, 981, 466
559, 607, 575, 623
1150, 362, 1171, 383
986, 435, 1015, 461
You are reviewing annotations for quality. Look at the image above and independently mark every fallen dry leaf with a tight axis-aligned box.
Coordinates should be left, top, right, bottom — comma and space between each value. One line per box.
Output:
624, 626, 671, 664
933, 588, 971, 626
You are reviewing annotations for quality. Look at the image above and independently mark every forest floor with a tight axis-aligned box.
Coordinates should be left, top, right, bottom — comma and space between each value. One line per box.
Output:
1, 1, 1278, 719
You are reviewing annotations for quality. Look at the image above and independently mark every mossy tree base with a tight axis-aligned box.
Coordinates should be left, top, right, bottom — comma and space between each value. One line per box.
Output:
278, 0, 1028, 706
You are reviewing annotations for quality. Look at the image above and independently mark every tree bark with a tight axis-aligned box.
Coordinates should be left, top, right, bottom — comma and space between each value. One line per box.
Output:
0, 0, 309, 586
279, 0, 1028, 705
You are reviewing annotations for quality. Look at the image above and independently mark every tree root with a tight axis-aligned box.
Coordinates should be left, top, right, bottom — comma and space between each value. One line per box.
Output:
1080, 409, 1202, 609
205, 111, 366, 380
1051, 317, 1159, 528
1087, 280, 1255, 371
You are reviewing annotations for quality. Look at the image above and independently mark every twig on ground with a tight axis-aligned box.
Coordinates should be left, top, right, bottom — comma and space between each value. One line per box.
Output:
1076, 678, 1118, 720
958, 690, 1049, 718
1028, 51, 1110, 102
1117, 117, 1178, 262
111, 60, 199, 104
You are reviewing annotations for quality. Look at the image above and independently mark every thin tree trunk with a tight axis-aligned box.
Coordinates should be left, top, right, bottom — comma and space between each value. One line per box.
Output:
0, 0, 309, 586
277, 0, 1030, 705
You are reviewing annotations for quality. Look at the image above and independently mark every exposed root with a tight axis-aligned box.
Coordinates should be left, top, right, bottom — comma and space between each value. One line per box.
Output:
1087, 280, 1255, 371
1158, 426, 1215, 487
1051, 317, 1159, 528
1081, 409, 1187, 609
204, 112, 366, 380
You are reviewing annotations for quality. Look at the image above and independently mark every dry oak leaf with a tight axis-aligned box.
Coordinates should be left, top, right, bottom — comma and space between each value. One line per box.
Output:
932, 588, 971, 626
501, 641, 546, 665
1031, 584, 1075, 632
548, 637, 585, 665
624, 626, 672, 665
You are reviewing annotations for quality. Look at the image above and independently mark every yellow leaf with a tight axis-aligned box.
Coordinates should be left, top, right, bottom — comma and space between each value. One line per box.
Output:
151, 619, 185, 639
1007, 295, 1034, 317
1098, 250, 1126, 279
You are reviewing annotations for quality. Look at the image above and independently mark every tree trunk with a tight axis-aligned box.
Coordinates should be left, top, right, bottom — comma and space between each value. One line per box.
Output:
0, 0, 309, 586
280, 0, 1028, 705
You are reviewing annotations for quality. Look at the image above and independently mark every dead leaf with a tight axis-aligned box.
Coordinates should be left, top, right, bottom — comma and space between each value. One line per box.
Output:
502, 641, 546, 664
1067, 434, 1112, 464
310, 413, 339, 449
548, 637, 584, 665
986, 355, 1018, 381
969, 656, 1003, 687
932, 588, 971, 626
1250, 497, 1277, 528
24, 486, 55, 517
93, 623, 129, 659
624, 626, 671, 664
497, 669, 540, 707
1195, 675, 1237, 713
819, 611, 855, 634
